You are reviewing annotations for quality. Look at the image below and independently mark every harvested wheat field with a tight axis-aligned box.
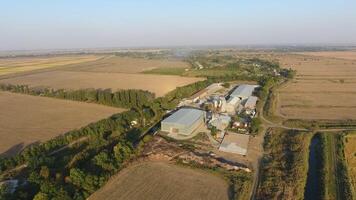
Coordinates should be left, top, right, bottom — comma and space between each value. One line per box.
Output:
0, 71, 204, 97
0, 55, 101, 76
299, 51, 356, 61
0, 91, 124, 157
344, 133, 356, 196
63, 55, 190, 73
89, 162, 229, 200
275, 53, 356, 119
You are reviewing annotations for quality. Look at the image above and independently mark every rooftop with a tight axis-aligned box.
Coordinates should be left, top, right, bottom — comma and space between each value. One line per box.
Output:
244, 96, 258, 109
230, 84, 258, 99
162, 108, 204, 126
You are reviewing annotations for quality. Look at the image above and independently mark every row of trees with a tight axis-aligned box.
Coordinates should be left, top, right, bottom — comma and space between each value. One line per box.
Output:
0, 84, 155, 109
1, 109, 154, 200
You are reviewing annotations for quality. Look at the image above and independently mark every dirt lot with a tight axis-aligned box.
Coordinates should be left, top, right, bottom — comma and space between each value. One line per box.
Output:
298, 51, 356, 60
0, 71, 203, 97
0, 55, 101, 76
344, 134, 356, 196
63, 55, 190, 73
89, 162, 229, 200
275, 52, 356, 119
0, 91, 124, 157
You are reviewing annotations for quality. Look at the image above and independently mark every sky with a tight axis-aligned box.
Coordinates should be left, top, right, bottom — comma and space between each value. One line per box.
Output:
1, 0, 356, 51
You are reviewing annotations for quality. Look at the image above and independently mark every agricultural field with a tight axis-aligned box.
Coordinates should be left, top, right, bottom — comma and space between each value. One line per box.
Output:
0, 91, 124, 157
298, 51, 356, 60
63, 55, 190, 74
344, 133, 356, 197
275, 52, 356, 119
0, 55, 101, 76
0, 71, 204, 97
89, 162, 230, 200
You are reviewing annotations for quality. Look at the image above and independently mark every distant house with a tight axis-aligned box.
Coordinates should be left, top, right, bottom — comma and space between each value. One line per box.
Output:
161, 108, 205, 136
219, 132, 250, 155
230, 84, 258, 100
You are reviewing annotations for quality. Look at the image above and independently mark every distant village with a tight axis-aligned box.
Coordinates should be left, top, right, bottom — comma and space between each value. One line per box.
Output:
160, 83, 259, 156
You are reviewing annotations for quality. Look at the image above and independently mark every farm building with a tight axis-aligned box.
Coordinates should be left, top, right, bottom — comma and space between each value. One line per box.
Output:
225, 96, 241, 114
190, 83, 223, 102
219, 132, 250, 155
210, 114, 231, 130
244, 96, 258, 110
161, 108, 205, 136
230, 84, 258, 100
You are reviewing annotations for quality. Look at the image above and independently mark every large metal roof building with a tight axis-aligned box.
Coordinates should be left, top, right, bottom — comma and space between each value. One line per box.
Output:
161, 108, 205, 136
230, 84, 258, 100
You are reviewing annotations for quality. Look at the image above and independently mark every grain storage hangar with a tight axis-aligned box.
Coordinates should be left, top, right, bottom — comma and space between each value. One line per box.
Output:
161, 108, 205, 136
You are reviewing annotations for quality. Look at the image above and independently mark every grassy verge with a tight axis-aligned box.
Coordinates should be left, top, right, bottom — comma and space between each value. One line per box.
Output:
319, 133, 337, 199
256, 128, 311, 200
334, 133, 353, 200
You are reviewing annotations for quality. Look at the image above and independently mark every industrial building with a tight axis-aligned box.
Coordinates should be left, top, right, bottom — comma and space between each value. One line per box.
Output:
244, 96, 258, 110
190, 83, 223, 102
161, 108, 205, 136
230, 84, 258, 100
219, 132, 250, 155
225, 96, 241, 114
210, 114, 231, 130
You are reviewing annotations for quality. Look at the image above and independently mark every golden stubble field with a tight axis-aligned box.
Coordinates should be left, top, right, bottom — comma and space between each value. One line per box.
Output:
0, 55, 202, 97
63, 55, 190, 73
275, 51, 356, 119
0, 91, 124, 157
89, 162, 229, 200
0, 55, 101, 76
0, 71, 203, 97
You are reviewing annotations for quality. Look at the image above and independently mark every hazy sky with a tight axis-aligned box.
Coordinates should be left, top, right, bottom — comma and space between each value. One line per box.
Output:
1, 0, 356, 50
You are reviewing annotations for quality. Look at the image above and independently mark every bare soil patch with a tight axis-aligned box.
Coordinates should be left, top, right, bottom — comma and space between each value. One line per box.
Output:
0, 91, 123, 157
0, 71, 204, 97
64, 56, 190, 74
89, 161, 229, 200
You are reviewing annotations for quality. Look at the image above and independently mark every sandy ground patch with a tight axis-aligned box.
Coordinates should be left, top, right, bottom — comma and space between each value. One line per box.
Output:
89, 162, 229, 200
0, 71, 204, 97
0, 91, 123, 157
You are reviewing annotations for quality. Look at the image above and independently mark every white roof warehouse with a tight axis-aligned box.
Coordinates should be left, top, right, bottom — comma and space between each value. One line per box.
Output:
161, 108, 205, 136
230, 84, 258, 100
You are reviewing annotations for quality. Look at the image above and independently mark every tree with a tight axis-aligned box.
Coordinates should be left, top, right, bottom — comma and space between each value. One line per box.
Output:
40, 166, 50, 179
250, 118, 262, 134
33, 192, 49, 200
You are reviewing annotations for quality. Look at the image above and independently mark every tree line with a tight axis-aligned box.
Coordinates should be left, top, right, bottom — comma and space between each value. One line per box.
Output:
0, 84, 155, 109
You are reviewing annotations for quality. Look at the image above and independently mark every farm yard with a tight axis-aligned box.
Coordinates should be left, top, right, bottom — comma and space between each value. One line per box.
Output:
89, 162, 230, 200
0, 91, 123, 157
0, 55, 101, 76
0, 71, 204, 97
275, 52, 356, 119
